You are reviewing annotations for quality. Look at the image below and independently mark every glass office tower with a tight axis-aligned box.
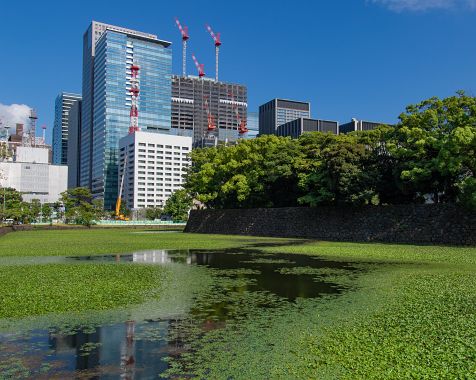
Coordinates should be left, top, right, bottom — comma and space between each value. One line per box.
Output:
52, 92, 81, 165
89, 28, 172, 209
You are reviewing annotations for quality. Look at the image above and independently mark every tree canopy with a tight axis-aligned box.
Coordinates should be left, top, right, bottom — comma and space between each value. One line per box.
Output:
185, 93, 476, 210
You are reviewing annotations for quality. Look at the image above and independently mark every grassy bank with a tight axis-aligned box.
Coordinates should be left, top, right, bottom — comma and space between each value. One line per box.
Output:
0, 229, 289, 257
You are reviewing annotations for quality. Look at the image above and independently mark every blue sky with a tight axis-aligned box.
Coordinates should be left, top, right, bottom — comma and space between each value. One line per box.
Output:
1, 0, 475, 143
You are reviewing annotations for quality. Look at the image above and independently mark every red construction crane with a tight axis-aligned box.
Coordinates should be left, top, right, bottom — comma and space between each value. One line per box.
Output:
175, 17, 189, 77
192, 54, 205, 78
229, 92, 248, 137
205, 24, 221, 82
203, 96, 216, 132
128, 63, 140, 134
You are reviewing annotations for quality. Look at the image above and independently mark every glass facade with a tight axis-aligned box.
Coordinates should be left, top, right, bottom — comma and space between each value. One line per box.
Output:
246, 112, 259, 139
91, 30, 172, 209
52, 93, 81, 165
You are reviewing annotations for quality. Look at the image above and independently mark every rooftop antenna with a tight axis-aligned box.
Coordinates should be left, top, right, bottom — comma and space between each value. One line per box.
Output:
175, 18, 190, 77
192, 54, 205, 78
205, 24, 221, 82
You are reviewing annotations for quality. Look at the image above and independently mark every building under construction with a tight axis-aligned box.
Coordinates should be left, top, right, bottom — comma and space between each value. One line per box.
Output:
171, 75, 248, 147
172, 19, 248, 147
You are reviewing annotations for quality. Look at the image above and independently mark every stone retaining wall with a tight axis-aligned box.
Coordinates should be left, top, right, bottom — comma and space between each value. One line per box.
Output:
185, 204, 476, 246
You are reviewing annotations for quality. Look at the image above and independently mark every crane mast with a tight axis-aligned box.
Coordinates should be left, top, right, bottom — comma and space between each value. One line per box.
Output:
205, 24, 221, 82
175, 18, 189, 77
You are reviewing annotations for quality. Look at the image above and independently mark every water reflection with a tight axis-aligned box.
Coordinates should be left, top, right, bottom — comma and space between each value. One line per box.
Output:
1, 249, 364, 379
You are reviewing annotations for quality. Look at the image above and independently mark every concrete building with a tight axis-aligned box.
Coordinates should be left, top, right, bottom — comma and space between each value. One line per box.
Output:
118, 132, 192, 210
259, 98, 311, 135
276, 118, 339, 138
81, 21, 172, 209
339, 118, 386, 134
67, 100, 82, 188
0, 146, 67, 203
53, 92, 82, 165
171, 75, 248, 146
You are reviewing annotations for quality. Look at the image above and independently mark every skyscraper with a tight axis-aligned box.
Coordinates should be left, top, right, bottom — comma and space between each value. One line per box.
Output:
67, 100, 82, 188
81, 21, 172, 209
52, 92, 81, 165
259, 98, 311, 136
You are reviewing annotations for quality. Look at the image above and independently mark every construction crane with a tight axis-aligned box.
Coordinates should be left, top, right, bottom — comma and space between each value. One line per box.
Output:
205, 24, 221, 82
192, 54, 205, 78
175, 17, 189, 77
128, 63, 140, 134
203, 96, 217, 132
229, 92, 249, 137
115, 154, 129, 221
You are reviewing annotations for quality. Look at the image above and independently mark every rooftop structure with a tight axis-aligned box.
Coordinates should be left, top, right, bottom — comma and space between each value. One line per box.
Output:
339, 118, 388, 134
276, 118, 339, 138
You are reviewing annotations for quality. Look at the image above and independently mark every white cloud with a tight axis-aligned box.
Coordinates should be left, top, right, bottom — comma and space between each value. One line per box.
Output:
370, 0, 476, 11
0, 103, 32, 133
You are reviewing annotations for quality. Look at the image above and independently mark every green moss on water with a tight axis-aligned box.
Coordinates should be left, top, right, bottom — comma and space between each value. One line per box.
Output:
0, 263, 168, 319
161, 242, 476, 379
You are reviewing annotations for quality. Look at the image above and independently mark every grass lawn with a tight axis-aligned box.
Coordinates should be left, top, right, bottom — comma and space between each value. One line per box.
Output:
0, 229, 290, 257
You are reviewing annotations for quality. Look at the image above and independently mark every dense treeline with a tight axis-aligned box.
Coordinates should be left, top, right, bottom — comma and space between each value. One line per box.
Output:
185, 92, 476, 209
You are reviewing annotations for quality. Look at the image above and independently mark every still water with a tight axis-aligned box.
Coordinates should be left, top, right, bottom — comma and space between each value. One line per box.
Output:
0, 249, 364, 379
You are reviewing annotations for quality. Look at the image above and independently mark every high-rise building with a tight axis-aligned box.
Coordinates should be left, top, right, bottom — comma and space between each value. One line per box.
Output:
52, 92, 82, 165
276, 118, 339, 138
81, 21, 172, 209
246, 112, 259, 139
118, 132, 192, 210
339, 118, 387, 134
67, 100, 82, 188
171, 75, 247, 146
259, 98, 311, 136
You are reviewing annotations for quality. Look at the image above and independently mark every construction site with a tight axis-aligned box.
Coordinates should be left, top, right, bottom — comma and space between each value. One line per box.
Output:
172, 18, 249, 147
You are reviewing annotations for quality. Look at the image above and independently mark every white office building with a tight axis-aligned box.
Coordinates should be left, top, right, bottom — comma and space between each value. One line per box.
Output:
0, 146, 68, 203
118, 132, 192, 209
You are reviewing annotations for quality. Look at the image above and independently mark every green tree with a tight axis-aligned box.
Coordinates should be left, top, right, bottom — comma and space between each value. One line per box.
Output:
297, 133, 377, 206
41, 203, 52, 223
389, 91, 476, 204
60, 187, 99, 226
185, 135, 304, 208
163, 190, 193, 222
145, 206, 163, 221
29, 199, 42, 222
